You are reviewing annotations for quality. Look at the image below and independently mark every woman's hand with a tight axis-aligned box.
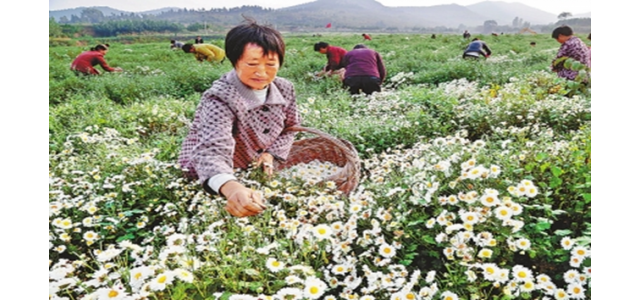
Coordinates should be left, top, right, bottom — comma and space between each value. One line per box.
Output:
256, 152, 275, 177
220, 181, 266, 217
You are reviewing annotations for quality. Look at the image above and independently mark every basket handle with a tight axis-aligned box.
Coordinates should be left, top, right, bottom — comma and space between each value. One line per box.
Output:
282, 126, 358, 161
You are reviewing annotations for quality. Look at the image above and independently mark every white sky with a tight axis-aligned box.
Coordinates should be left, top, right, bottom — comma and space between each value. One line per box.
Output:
49, 0, 591, 16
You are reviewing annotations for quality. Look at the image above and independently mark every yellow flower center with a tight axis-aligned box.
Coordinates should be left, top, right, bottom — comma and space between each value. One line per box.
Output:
384, 248, 392, 254
108, 290, 119, 298
318, 228, 326, 235
158, 275, 167, 283
272, 261, 281, 267
577, 249, 585, 255
310, 287, 319, 294
517, 271, 526, 278
573, 287, 581, 294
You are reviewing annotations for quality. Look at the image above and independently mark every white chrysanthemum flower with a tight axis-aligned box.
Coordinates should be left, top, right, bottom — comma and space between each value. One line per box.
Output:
560, 237, 575, 250
524, 185, 538, 198
494, 206, 513, 220
571, 246, 590, 259
563, 269, 580, 284
331, 264, 348, 275
149, 272, 175, 291
477, 248, 493, 259
285, 275, 303, 285
515, 238, 531, 250
96, 284, 128, 299
440, 290, 459, 300
425, 270, 436, 283
554, 289, 569, 300
379, 243, 396, 258
173, 268, 194, 283
569, 255, 585, 267
266, 258, 285, 273
303, 277, 328, 299
459, 211, 480, 225
489, 165, 501, 177
567, 283, 586, 299
480, 194, 500, 207
129, 266, 154, 290
96, 248, 123, 262
275, 287, 303, 300
313, 224, 333, 240
512, 265, 533, 282
83, 231, 99, 242
520, 280, 535, 293
360, 295, 375, 300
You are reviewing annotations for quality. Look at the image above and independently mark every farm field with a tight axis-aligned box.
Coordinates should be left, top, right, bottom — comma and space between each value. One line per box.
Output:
49, 33, 591, 300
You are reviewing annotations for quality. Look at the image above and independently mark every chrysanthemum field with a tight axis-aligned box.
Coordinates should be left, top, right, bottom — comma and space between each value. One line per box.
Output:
49, 33, 590, 300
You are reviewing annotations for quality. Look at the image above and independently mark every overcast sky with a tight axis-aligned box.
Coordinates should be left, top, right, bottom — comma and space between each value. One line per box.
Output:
49, 0, 591, 16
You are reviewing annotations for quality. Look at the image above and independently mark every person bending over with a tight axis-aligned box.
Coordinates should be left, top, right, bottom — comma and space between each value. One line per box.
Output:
70, 44, 123, 75
178, 17, 301, 218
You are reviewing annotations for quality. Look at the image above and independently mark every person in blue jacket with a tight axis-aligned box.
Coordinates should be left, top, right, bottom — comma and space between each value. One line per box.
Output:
463, 38, 492, 59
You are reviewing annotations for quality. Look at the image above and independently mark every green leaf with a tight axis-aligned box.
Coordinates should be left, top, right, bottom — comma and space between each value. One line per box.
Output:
422, 235, 436, 244
535, 221, 551, 232
582, 193, 591, 203
554, 229, 573, 236
536, 152, 548, 161
550, 166, 563, 177
116, 233, 135, 242
549, 176, 562, 188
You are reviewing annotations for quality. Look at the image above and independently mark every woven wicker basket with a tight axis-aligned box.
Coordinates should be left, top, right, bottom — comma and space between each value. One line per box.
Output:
275, 126, 360, 196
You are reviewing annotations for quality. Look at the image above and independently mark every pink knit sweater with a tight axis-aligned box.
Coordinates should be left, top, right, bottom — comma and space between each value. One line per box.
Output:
178, 70, 301, 186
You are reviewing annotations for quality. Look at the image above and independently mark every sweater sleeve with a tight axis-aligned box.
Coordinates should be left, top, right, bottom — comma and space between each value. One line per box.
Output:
95, 55, 115, 72
191, 95, 237, 184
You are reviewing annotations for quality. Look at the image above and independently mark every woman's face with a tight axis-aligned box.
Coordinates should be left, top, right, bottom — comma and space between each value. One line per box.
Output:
235, 43, 280, 90
555, 34, 570, 44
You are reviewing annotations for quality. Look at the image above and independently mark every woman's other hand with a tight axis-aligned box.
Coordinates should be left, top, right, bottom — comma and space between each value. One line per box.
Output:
256, 152, 275, 177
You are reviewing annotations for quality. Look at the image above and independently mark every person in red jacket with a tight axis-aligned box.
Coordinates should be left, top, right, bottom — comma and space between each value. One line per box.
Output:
362, 33, 372, 40
313, 41, 347, 79
70, 44, 123, 75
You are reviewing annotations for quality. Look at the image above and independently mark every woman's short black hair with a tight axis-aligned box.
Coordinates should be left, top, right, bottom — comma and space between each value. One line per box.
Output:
314, 42, 329, 52
91, 44, 109, 51
225, 16, 285, 67
552, 25, 573, 39
182, 43, 194, 53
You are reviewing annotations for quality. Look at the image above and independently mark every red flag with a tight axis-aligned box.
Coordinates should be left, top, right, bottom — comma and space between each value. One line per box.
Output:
326, 23, 332, 28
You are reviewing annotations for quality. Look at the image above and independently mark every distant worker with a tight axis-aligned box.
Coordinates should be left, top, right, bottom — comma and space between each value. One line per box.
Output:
463, 38, 492, 59
362, 33, 372, 41
182, 43, 226, 63
530, 41, 536, 47
431, 34, 436, 39
313, 41, 347, 79
70, 44, 123, 75
463, 30, 471, 39
338, 44, 386, 95
551, 25, 590, 81
170, 39, 185, 50
195, 36, 204, 44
